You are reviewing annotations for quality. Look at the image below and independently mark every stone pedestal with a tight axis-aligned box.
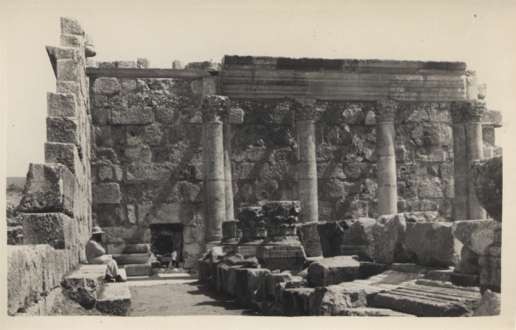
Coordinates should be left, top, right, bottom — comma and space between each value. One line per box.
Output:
375, 99, 398, 215
201, 95, 229, 244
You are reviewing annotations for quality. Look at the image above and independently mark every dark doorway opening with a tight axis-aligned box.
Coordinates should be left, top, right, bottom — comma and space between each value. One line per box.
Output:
150, 223, 183, 267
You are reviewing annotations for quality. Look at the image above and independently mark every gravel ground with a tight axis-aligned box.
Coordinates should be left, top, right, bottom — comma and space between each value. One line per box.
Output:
129, 280, 256, 316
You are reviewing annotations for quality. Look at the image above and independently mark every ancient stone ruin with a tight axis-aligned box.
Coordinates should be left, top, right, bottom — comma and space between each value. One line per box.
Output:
7, 17, 502, 317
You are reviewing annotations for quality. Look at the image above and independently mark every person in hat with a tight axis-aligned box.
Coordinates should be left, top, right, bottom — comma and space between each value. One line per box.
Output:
85, 225, 125, 282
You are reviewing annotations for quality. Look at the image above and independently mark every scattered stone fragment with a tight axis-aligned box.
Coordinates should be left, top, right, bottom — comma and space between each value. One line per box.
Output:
307, 256, 360, 287
473, 289, 501, 316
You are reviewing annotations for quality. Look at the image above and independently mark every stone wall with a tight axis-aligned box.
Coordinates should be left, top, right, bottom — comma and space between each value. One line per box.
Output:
89, 64, 502, 268
90, 69, 206, 268
7, 17, 94, 315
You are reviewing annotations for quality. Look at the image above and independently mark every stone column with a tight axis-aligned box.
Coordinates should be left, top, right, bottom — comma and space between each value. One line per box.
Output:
465, 100, 487, 219
375, 99, 398, 215
293, 98, 319, 223
221, 107, 244, 244
451, 102, 469, 220
201, 95, 229, 244
293, 98, 322, 257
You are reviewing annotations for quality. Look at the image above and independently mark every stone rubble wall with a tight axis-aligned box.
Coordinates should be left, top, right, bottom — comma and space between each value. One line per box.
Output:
89, 63, 206, 268
7, 17, 93, 315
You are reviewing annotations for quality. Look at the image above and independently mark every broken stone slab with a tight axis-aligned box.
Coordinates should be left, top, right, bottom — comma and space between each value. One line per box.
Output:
370, 279, 482, 316
20, 212, 77, 249
307, 256, 360, 287
309, 283, 368, 315
96, 282, 131, 316
18, 163, 76, 216
281, 287, 315, 316
453, 220, 500, 255
473, 289, 501, 316
372, 214, 407, 265
404, 222, 460, 267
61, 264, 107, 309
264, 271, 294, 299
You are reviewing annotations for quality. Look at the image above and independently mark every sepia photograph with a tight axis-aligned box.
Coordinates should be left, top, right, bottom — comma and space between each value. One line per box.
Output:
2, 0, 514, 327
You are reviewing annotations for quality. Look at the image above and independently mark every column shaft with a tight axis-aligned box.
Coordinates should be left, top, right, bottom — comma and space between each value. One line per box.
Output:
376, 100, 398, 215
297, 119, 319, 223
465, 117, 487, 219
223, 122, 235, 221
452, 119, 468, 220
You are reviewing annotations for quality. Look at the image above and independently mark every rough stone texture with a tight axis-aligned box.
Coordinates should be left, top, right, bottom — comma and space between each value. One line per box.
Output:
404, 222, 459, 267
7, 245, 79, 315
473, 289, 501, 316
370, 279, 482, 316
47, 92, 77, 117
471, 156, 502, 221
309, 284, 367, 315
93, 183, 121, 204
96, 282, 132, 316
21, 212, 77, 249
61, 264, 107, 309
371, 214, 407, 264
18, 163, 76, 216
307, 256, 360, 287
453, 220, 500, 256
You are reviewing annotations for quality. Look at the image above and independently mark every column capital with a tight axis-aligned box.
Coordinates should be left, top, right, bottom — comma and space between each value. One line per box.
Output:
451, 100, 486, 123
289, 97, 320, 121
201, 95, 230, 122
375, 99, 398, 123
224, 106, 245, 124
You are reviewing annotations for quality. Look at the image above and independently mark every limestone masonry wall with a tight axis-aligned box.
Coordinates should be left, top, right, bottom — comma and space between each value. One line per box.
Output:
89, 64, 502, 269
8, 17, 94, 315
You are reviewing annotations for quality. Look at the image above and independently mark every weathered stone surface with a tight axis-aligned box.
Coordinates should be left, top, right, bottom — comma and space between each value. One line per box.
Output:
93, 183, 121, 204
335, 307, 412, 316
372, 214, 407, 264
60, 17, 85, 35
57, 58, 80, 81
96, 282, 131, 316
370, 279, 482, 316
471, 156, 502, 221
317, 220, 351, 257
309, 284, 367, 315
44, 142, 80, 175
257, 242, 306, 272
307, 256, 360, 287
110, 106, 154, 125
47, 117, 79, 145
18, 163, 76, 216
478, 246, 501, 292
473, 289, 501, 316
281, 287, 315, 316
93, 78, 120, 96
297, 221, 322, 257
404, 222, 459, 267
21, 212, 76, 249
61, 264, 107, 309
8, 245, 77, 315
452, 220, 500, 255
47, 92, 77, 117
348, 217, 376, 260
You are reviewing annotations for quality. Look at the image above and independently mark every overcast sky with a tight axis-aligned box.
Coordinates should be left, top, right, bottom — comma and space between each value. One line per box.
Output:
2, 0, 515, 177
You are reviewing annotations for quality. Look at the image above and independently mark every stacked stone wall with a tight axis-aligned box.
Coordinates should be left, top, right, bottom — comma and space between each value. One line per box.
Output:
89, 68, 502, 268
7, 17, 94, 315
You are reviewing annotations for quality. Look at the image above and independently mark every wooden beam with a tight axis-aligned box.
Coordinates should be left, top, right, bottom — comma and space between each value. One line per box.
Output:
86, 67, 212, 79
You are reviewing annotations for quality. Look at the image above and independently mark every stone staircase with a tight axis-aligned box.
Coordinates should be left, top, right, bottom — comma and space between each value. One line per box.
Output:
61, 264, 132, 315
108, 243, 155, 277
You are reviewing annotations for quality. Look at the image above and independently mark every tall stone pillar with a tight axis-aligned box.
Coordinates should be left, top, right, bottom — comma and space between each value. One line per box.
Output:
293, 98, 322, 257
294, 98, 319, 223
201, 95, 229, 244
465, 100, 487, 219
222, 107, 244, 244
375, 99, 398, 215
451, 102, 469, 220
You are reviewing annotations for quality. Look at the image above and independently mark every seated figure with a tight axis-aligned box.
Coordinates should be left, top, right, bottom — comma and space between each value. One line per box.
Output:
86, 226, 125, 282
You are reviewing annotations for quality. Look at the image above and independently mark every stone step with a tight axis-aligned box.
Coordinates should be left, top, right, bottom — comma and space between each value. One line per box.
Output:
96, 282, 131, 316
61, 264, 107, 309
112, 253, 151, 265
369, 280, 482, 316
124, 263, 153, 277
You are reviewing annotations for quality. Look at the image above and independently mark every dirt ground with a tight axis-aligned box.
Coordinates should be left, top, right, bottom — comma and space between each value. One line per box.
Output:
129, 279, 255, 316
